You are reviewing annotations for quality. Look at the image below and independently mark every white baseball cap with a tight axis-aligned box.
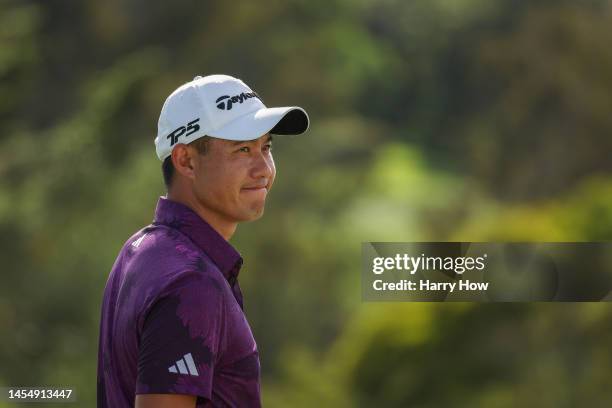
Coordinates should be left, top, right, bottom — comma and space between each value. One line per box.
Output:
155, 74, 310, 160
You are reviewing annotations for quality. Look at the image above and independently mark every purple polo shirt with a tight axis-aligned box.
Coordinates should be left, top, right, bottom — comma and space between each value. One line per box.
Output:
97, 197, 261, 407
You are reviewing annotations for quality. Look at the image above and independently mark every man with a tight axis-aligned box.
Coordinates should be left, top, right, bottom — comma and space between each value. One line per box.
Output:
97, 74, 309, 407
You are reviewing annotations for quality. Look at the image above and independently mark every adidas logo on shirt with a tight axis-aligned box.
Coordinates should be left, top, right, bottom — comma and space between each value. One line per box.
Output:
168, 353, 199, 376
131, 233, 148, 248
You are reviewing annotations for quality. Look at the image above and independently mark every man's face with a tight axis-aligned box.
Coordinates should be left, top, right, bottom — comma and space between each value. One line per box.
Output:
191, 133, 276, 224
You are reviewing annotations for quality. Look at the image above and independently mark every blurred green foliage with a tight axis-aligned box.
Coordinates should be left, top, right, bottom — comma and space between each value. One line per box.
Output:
1, 0, 611, 406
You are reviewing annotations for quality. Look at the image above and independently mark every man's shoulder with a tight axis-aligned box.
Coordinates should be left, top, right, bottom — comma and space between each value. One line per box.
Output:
120, 223, 226, 290
124, 223, 197, 263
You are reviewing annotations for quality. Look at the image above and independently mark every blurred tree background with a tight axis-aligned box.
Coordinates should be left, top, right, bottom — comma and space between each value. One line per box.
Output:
1, 0, 611, 406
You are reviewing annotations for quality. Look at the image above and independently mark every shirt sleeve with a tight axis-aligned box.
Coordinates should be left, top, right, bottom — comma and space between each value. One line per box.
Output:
135, 274, 228, 401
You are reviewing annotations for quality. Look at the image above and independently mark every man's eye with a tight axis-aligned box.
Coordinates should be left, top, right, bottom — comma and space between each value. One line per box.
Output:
238, 146, 250, 153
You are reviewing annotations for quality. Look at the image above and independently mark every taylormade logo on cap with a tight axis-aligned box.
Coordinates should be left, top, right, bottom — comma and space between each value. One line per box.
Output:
155, 74, 310, 161
215, 92, 261, 110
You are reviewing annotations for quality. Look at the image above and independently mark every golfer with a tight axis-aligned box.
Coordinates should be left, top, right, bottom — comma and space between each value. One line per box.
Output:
97, 74, 309, 407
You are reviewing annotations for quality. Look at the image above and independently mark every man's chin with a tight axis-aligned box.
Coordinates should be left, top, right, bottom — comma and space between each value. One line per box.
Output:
237, 206, 266, 222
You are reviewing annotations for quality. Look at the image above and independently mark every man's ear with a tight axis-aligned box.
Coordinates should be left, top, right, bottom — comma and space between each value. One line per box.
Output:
171, 144, 196, 180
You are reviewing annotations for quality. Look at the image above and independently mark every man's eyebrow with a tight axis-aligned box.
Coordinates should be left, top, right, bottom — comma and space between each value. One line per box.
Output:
230, 135, 273, 145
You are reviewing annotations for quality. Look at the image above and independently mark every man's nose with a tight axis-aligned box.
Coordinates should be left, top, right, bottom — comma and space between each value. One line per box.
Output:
251, 151, 274, 179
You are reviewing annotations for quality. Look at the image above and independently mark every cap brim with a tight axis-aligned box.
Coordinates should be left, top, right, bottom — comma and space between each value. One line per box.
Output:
208, 107, 309, 141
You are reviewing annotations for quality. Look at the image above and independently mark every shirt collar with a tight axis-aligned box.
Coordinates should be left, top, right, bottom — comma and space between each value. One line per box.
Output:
153, 196, 243, 281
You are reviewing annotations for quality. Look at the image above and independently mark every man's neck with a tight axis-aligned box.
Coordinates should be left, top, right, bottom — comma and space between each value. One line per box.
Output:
166, 191, 237, 241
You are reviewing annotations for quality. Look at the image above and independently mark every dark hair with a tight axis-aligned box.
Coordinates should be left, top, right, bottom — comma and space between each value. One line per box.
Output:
162, 136, 211, 190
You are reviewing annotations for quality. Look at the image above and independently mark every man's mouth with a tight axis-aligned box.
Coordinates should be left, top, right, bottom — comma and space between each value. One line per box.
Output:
242, 187, 267, 191
241, 183, 268, 193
